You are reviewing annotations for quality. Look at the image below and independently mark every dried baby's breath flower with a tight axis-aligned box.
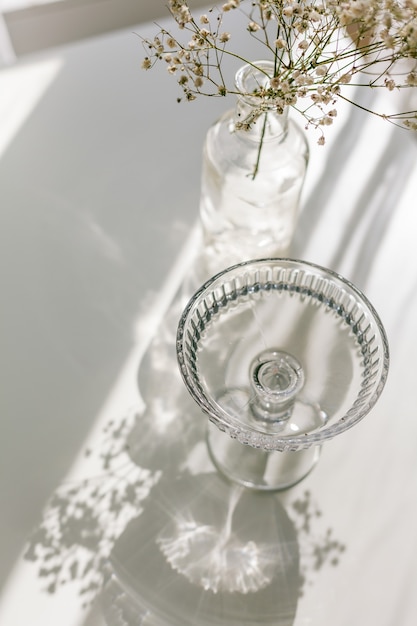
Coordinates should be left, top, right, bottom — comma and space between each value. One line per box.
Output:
407, 72, 417, 86
141, 0, 417, 144
219, 32, 231, 43
222, 0, 240, 11
248, 21, 260, 32
275, 38, 287, 49
339, 73, 352, 85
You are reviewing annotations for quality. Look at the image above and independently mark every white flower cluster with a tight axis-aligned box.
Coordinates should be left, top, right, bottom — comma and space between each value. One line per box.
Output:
141, 0, 417, 140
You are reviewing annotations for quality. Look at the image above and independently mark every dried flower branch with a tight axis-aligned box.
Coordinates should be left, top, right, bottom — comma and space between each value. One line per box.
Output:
141, 0, 417, 143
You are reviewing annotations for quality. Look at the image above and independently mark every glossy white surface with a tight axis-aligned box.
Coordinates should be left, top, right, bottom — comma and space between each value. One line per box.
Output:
1, 13, 417, 626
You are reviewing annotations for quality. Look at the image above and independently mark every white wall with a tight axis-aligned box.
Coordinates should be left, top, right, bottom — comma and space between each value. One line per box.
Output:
2, 0, 209, 57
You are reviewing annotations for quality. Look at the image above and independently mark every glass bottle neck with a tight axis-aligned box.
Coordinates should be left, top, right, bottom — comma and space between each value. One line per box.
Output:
233, 61, 289, 142
234, 98, 289, 142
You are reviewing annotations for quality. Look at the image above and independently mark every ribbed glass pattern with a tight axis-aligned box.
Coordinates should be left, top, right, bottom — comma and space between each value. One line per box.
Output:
177, 259, 389, 452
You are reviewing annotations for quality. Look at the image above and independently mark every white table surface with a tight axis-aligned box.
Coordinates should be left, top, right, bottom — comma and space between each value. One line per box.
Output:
1, 13, 417, 626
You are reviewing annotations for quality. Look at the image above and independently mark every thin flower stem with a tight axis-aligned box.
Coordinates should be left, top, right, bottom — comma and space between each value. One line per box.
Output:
337, 92, 398, 120
251, 111, 268, 180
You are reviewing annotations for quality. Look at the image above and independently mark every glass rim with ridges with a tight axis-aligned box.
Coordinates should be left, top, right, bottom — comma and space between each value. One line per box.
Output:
176, 258, 389, 452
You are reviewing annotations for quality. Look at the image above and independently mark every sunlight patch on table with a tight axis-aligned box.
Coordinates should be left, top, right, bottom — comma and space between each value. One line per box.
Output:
0, 56, 62, 158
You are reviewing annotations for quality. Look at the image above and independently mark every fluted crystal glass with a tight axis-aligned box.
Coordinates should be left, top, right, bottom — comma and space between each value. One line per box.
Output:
177, 258, 389, 490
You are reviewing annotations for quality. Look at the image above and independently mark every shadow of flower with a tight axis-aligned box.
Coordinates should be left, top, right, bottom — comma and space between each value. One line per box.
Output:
24, 280, 347, 622
24, 411, 158, 606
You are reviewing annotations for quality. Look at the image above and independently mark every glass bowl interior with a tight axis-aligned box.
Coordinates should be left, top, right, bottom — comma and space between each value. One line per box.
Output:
177, 259, 389, 452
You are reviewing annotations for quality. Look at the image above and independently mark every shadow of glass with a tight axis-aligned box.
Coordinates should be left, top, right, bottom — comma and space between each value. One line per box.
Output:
102, 472, 301, 626
131, 303, 205, 473
23, 390, 347, 625
100, 475, 346, 626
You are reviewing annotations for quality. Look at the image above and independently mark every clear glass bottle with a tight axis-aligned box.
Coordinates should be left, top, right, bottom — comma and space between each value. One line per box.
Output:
199, 61, 309, 275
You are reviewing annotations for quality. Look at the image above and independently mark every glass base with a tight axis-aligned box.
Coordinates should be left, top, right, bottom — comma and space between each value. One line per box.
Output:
207, 422, 321, 491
